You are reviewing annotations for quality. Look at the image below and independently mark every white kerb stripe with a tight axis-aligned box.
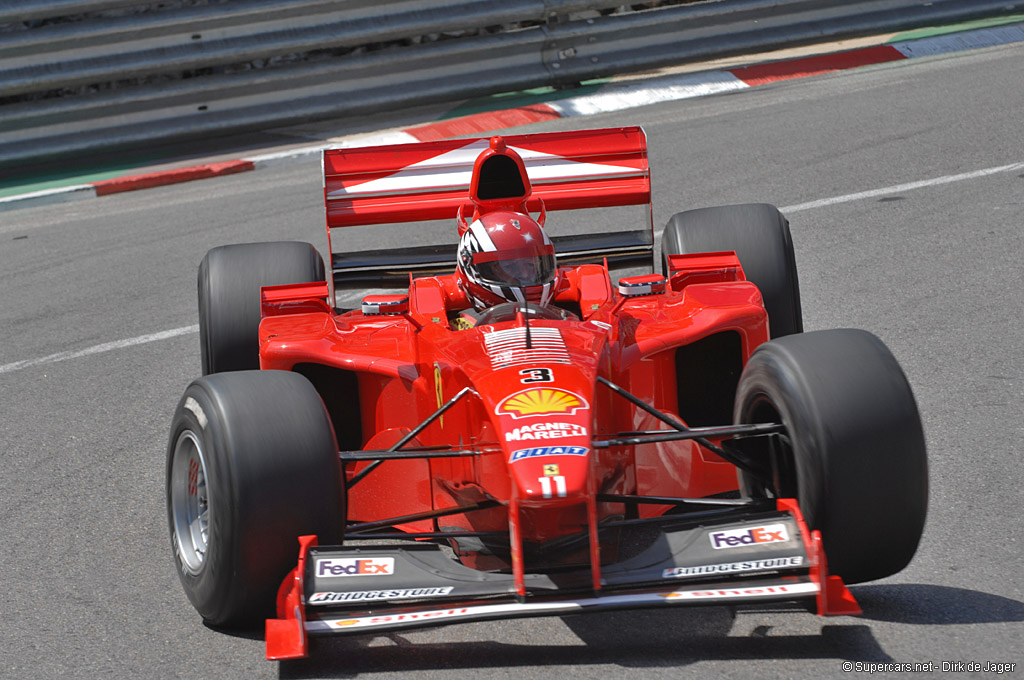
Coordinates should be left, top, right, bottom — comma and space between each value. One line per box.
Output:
547, 70, 747, 117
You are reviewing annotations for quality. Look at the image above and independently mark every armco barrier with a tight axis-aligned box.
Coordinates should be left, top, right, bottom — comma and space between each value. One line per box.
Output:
1, 0, 1021, 170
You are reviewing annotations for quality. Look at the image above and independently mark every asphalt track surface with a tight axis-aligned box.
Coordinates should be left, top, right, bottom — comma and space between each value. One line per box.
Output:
2, 43, 1022, 679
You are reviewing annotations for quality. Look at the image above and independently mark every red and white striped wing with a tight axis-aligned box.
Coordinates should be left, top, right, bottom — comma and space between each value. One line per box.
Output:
323, 127, 650, 228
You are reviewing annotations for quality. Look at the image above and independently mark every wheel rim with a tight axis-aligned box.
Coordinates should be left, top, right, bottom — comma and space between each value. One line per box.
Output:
171, 430, 210, 575
742, 395, 798, 499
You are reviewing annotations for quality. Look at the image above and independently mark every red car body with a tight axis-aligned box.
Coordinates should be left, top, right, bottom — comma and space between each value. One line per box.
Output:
245, 127, 862, 658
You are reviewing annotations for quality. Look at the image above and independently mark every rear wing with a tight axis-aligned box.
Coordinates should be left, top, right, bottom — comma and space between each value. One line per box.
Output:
322, 126, 653, 290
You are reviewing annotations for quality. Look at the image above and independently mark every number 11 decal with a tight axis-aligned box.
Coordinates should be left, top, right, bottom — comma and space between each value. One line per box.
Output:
537, 476, 567, 498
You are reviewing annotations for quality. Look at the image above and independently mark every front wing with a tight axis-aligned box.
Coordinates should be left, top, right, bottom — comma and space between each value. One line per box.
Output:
266, 500, 860, 659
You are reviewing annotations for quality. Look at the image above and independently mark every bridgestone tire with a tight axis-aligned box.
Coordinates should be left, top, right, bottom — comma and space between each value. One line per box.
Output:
662, 204, 803, 338
166, 370, 345, 627
199, 241, 325, 374
734, 329, 928, 584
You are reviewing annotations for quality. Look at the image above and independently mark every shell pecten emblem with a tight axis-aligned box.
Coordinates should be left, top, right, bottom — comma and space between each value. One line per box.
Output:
496, 388, 588, 419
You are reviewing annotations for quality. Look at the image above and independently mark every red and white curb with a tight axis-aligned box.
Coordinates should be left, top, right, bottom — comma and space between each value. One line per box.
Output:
3, 21, 1022, 212
396, 23, 1024, 139
0, 159, 256, 210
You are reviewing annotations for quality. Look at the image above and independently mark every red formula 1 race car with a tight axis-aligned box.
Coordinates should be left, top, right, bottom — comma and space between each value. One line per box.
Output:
165, 127, 928, 660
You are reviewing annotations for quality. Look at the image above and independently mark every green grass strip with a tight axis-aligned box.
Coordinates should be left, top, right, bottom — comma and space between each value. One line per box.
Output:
0, 149, 173, 197
889, 14, 1024, 42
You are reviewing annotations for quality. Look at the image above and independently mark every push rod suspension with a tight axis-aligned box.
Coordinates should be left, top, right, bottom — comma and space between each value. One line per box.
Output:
346, 499, 502, 534
347, 386, 474, 488
595, 376, 775, 475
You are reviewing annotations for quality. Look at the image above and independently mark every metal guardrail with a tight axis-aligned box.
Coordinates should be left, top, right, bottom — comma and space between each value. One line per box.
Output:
0, 0, 1021, 170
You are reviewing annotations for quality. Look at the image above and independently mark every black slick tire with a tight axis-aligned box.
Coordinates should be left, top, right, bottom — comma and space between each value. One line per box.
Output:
198, 241, 325, 374
662, 203, 803, 337
734, 329, 928, 584
166, 370, 344, 627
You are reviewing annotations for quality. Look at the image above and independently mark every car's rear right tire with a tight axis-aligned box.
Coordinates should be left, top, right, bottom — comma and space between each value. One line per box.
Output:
198, 241, 325, 374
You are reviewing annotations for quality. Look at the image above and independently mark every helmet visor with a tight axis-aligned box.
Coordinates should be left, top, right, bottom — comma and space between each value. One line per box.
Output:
473, 250, 556, 288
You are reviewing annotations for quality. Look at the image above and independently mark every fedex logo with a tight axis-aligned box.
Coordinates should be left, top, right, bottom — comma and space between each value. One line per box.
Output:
316, 557, 395, 577
509, 446, 587, 462
709, 523, 790, 549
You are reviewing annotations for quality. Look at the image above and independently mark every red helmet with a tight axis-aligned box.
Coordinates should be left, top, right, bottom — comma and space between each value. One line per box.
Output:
456, 211, 558, 311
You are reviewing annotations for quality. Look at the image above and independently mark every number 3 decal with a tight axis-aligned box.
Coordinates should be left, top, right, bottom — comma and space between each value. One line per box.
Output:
519, 368, 553, 383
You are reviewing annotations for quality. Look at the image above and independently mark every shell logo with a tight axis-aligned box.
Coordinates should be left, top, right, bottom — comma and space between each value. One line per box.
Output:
496, 388, 588, 419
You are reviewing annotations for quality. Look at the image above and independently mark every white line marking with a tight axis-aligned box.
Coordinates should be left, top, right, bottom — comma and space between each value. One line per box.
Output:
0, 325, 198, 374
0, 184, 97, 212
781, 162, 1024, 213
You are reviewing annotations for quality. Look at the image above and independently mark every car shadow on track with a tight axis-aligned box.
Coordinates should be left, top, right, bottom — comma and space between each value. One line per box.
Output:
275, 585, 1024, 677
850, 584, 1024, 625
277, 607, 883, 678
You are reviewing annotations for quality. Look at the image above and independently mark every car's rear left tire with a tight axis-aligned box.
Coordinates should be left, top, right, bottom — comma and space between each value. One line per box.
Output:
167, 370, 344, 627
734, 329, 928, 584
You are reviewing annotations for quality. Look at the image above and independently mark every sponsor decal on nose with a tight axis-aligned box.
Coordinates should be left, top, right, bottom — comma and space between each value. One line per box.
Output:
505, 422, 588, 441
509, 445, 588, 462
496, 388, 588, 419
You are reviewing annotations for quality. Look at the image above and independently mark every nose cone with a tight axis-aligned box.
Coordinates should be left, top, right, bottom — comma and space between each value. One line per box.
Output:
495, 386, 592, 504
508, 442, 591, 502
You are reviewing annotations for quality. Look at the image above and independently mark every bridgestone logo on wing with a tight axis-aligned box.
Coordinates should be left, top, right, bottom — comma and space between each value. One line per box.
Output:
309, 587, 453, 604
662, 556, 803, 579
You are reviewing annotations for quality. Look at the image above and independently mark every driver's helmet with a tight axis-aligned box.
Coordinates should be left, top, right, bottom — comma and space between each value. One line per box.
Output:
456, 210, 558, 311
